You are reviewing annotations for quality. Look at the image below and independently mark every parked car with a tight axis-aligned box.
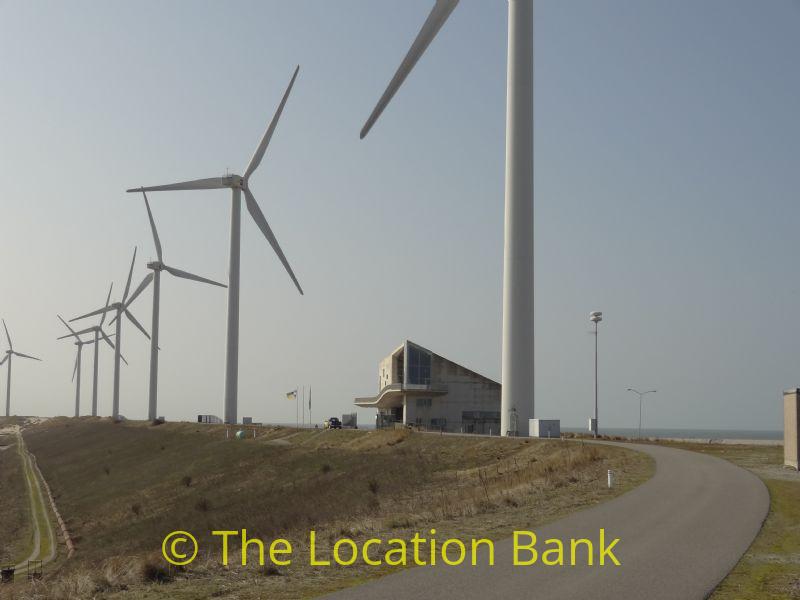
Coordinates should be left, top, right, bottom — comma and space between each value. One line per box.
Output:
325, 417, 342, 430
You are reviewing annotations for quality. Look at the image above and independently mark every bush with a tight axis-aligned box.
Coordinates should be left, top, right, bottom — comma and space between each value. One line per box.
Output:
103, 465, 111, 476
261, 565, 283, 577
181, 475, 192, 488
195, 497, 211, 512
367, 479, 379, 494
142, 560, 172, 583
131, 503, 141, 516
320, 463, 331, 474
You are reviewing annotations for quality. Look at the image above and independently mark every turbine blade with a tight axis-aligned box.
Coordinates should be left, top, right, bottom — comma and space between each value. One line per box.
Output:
13, 351, 42, 361
71, 306, 113, 322
120, 353, 129, 366
0, 355, 7, 366
360, 0, 459, 139
243, 189, 303, 295
71, 326, 98, 337
243, 66, 300, 180
72, 353, 78, 381
126, 178, 230, 193
125, 310, 150, 340
125, 273, 153, 308
142, 191, 163, 262
122, 247, 137, 304
163, 265, 226, 288
2, 319, 12, 351
100, 331, 116, 350
58, 315, 80, 341
100, 282, 113, 326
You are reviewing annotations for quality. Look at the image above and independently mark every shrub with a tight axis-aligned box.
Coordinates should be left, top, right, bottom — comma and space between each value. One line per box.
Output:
367, 479, 379, 494
195, 497, 211, 512
181, 475, 192, 488
142, 560, 172, 583
320, 463, 332, 474
131, 503, 141, 516
261, 565, 283, 577
103, 465, 111, 476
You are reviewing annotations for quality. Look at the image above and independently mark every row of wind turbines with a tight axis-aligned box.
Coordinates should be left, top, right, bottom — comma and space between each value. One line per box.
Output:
50, 66, 303, 424
7, 0, 535, 433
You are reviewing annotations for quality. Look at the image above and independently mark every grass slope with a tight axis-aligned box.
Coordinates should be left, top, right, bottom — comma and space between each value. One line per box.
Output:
9, 418, 652, 599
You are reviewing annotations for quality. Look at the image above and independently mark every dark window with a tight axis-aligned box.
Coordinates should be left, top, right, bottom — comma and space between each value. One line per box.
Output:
407, 345, 431, 385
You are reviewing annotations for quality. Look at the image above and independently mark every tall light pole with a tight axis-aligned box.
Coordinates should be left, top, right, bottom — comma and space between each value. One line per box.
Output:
627, 388, 657, 439
589, 311, 602, 438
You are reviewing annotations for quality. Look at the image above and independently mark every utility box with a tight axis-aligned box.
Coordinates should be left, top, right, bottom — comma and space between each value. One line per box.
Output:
588, 417, 597, 434
785, 389, 799, 470
242, 417, 253, 425
530, 419, 561, 438
342, 413, 358, 429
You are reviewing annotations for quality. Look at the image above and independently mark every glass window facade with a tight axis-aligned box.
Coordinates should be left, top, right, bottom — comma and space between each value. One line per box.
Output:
407, 345, 431, 385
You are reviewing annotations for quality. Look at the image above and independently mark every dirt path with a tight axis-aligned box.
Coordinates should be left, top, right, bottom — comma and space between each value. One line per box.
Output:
13, 428, 57, 573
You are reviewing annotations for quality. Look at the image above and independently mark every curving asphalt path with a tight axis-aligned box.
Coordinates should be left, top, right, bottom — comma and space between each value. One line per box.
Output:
321, 442, 769, 600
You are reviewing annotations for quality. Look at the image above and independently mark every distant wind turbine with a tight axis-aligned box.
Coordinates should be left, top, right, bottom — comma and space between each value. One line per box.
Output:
126, 66, 304, 425
135, 190, 227, 421
60, 284, 125, 416
71, 248, 150, 420
360, 0, 534, 436
1, 319, 42, 417
57, 314, 119, 418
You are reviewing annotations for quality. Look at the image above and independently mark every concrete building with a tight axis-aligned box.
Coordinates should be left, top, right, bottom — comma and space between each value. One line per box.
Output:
355, 340, 501, 434
785, 389, 799, 470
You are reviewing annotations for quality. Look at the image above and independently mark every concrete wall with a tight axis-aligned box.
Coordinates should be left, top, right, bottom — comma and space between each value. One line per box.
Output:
785, 389, 799, 470
403, 351, 500, 433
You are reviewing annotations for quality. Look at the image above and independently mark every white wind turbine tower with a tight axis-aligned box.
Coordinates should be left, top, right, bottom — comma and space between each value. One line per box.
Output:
126, 66, 304, 425
1, 320, 42, 417
71, 249, 151, 420
61, 284, 124, 417
360, 0, 534, 436
136, 190, 227, 421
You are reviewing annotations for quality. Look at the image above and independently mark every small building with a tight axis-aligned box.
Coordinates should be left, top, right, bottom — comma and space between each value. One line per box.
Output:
530, 419, 560, 438
355, 340, 500, 434
785, 389, 799, 470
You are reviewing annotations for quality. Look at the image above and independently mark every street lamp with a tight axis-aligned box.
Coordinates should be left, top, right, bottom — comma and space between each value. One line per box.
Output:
627, 388, 657, 439
589, 311, 602, 438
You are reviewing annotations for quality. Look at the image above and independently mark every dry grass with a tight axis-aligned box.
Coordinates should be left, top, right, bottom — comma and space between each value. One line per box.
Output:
1, 419, 652, 599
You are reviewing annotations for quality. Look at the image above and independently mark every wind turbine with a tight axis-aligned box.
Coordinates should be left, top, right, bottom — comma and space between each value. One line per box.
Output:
71, 248, 151, 420
57, 314, 119, 418
135, 189, 226, 421
60, 284, 124, 417
1, 320, 42, 417
359, 0, 534, 436
126, 66, 304, 425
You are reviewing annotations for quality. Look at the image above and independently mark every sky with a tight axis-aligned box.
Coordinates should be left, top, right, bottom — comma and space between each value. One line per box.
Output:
1, 0, 798, 431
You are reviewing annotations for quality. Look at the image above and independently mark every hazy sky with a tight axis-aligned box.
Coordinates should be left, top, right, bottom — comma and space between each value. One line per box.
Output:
1, 0, 798, 431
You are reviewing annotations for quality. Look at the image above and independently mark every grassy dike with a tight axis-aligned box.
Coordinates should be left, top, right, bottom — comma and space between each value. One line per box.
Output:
661, 442, 799, 599
2, 418, 653, 599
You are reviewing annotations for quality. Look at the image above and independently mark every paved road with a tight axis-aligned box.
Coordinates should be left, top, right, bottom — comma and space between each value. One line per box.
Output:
321, 442, 769, 600
14, 428, 57, 572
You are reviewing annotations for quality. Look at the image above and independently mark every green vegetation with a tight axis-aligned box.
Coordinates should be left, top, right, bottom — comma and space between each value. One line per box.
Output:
662, 442, 800, 600
3, 418, 652, 599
